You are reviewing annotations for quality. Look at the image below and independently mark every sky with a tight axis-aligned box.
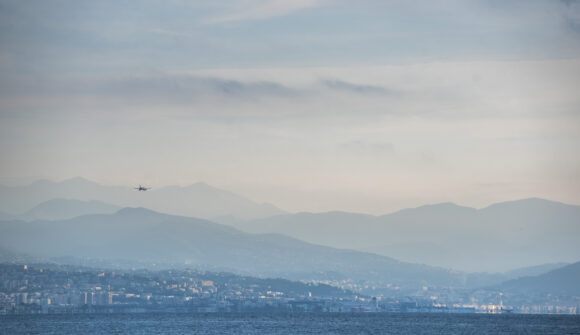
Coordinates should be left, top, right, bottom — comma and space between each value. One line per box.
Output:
0, 0, 579, 214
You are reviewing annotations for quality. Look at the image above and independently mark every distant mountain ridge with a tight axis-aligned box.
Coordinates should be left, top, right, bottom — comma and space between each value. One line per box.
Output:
230, 198, 580, 272
0, 178, 285, 220
1, 179, 578, 274
0, 207, 486, 295
502, 262, 570, 280
13, 198, 120, 221
498, 261, 580, 296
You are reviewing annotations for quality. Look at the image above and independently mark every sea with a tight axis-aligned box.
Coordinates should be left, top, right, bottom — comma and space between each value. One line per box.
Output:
1, 313, 579, 334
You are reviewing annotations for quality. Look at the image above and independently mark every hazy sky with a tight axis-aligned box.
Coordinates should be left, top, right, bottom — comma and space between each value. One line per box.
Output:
1, 0, 579, 214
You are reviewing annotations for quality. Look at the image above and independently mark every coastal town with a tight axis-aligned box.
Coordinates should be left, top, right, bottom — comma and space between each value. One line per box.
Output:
1, 264, 577, 315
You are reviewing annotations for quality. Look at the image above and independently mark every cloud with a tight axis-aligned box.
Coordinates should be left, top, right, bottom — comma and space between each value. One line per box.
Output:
0, 74, 299, 103
560, 0, 580, 33
203, 0, 327, 24
3, 60, 580, 123
321, 79, 392, 95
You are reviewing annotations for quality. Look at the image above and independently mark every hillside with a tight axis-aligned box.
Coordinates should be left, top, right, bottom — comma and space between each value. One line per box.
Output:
0, 207, 471, 293
15, 198, 121, 221
232, 199, 580, 272
498, 261, 580, 296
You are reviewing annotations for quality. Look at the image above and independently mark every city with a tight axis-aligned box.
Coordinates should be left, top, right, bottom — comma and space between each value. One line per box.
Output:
1, 264, 577, 315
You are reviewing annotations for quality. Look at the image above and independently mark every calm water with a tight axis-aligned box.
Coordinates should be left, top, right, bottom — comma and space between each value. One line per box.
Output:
1, 313, 580, 334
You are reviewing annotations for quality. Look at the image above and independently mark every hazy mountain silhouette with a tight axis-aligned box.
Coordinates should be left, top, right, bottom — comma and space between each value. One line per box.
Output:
498, 261, 580, 296
12, 198, 121, 221
232, 198, 580, 272
0, 178, 285, 220
502, 262, 570, 279
0, 207, 479, 293
1, 179, 577, 274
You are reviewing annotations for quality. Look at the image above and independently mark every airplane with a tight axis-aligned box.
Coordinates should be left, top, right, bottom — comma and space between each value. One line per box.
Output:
134, 185, 151, 191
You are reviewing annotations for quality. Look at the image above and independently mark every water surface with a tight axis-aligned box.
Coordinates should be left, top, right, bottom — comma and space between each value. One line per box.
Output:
2, 313, 579, 334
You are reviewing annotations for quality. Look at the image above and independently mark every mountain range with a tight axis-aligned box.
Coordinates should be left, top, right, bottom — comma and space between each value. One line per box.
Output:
0, 178, 578, 281
0, 207, 492, 295
228, 199, 580, 272
2, 198, 120, 221
497, 261, 580, 297
0, 178, 285, 220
